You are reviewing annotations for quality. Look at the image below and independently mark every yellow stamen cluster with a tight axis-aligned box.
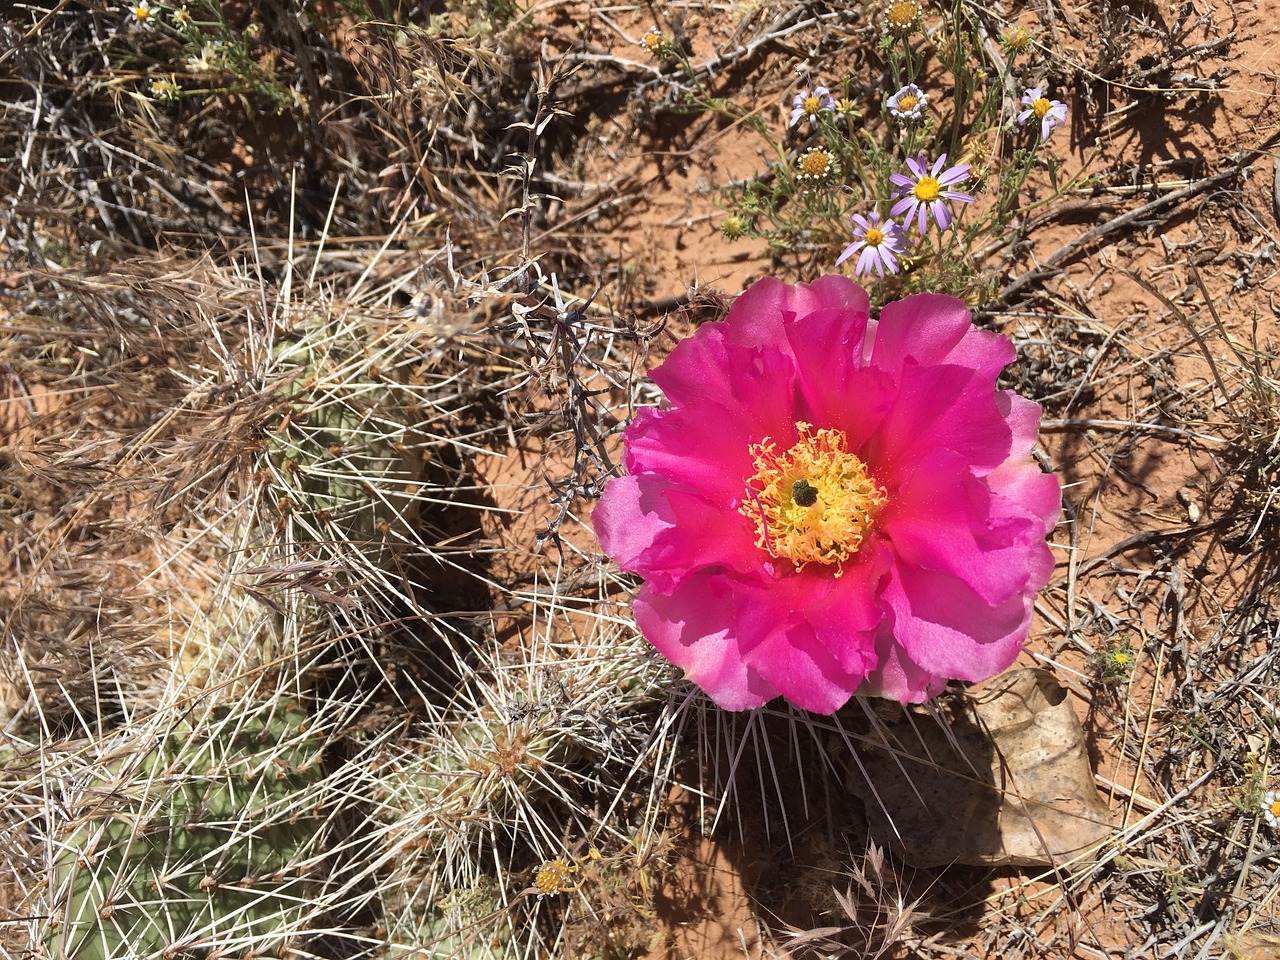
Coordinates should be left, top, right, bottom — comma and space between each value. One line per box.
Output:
534, 858, 576, 896
1032, 97, 1052, 119
802, 95, 822, 114
739, 423, 886, 575
796, 148, 837, 182
641, 29, 668, 55
864, 226, 885, 247
1271, 798, 1280, 819
885, 0, 923, 33
912, 176, 940, 201
896, 94, 919, 112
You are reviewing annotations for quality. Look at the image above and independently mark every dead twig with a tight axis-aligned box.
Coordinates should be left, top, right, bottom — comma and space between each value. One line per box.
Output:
993, 129, 1280, 307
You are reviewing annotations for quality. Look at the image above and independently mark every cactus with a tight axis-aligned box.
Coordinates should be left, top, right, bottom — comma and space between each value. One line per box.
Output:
265, 311, 424, 566
48, 698, 326, 960
361, 629, 670, 959
381, 875, 511, 960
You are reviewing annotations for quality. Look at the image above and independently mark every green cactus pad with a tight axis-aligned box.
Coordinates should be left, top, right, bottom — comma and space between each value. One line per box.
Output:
51, 700, 325, 960
268, 316, 421, 554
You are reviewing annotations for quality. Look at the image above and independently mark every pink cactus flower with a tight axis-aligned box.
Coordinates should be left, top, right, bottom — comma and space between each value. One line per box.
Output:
592, 276, 1061, 712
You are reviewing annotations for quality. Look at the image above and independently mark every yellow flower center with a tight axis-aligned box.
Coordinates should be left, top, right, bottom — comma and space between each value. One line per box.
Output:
643, 31, 662, 50
1033, 97, 1052, 118
803, 95, 822, 114
912, 176, 940, 201
134, 4, 151, 19
799, 150, 832, 177
739, 423, 886, 575
864, 226, 884, 246
887, 1, 920, 27
534, 858, 576, 896
896, 94, 919, 113
1270, 799, 1280, 817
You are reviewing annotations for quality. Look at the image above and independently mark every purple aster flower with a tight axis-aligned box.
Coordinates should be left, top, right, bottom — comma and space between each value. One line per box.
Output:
1016, 87, 1069, 142
836, 212, 908, 278
790, 85, 836, 129
889, 153, 975, 234
886, 83, 928, 122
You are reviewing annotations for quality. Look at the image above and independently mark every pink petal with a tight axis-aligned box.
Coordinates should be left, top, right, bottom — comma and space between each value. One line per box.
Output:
998, 391, 1042, 455
634, 575, 771, 711
881, 448, 1050, 604
645, 321, 738, 408
862, 361, 1008, 482
871, 294, 1011, 376
647, 334, 800, 440
779, 275, 871, 340
880, 558, 1034, 685
785, 316, 894, 447
705, 276, 868, 360
978, 395, 1063, 537
623, 405, 755, 507
591, 474, 760, 593
635, 564, 884, 712
857, 626, 948, 703
987, 462, 1062, 541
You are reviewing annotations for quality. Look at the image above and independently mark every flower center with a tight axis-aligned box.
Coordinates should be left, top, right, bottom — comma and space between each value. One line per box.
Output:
864, 226, 885, 246
896, 94, 919, 112
643, 31, 662, 50
1271, 799, 1280, 818
534, 858, 576, 896
1033, 97, 1052, 118
912, 176, 940, 201
799, 150, 832, 177
803, 95, 822, 114
887, 0, 920, 27
739, 422, 886, 575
